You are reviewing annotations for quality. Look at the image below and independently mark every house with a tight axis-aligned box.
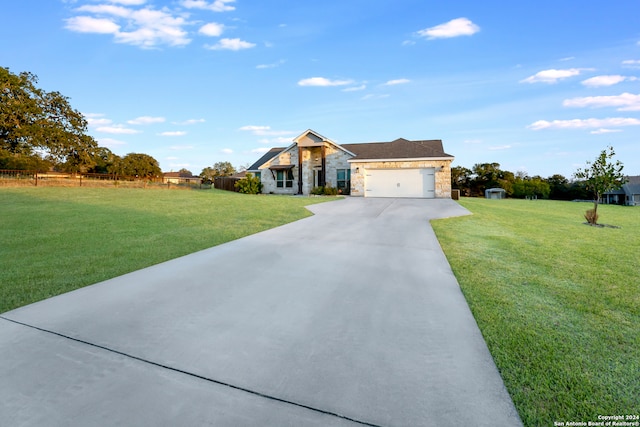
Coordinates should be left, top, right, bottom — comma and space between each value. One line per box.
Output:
247, 129, 454, 198
602, 175, 640, 206
163, 172, 201, 185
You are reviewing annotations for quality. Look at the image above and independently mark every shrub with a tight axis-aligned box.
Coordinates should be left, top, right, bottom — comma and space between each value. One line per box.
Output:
584, 208, 599, 225
311, 186, 325, 195
323, 185, 338, 196
234, 173, 262, 194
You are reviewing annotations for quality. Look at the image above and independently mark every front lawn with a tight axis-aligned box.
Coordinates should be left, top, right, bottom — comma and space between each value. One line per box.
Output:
0, 187, 335, 313
431, 198, 639, 426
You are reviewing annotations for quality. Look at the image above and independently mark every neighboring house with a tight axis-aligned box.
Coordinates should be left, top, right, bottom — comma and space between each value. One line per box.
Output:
163, 172, 201, 185
247, 129, 454, 198
602, 175, 640, 206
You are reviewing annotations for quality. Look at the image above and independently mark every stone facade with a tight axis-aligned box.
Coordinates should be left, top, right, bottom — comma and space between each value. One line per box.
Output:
349, 160, 452, 198
258, 143, 351, 196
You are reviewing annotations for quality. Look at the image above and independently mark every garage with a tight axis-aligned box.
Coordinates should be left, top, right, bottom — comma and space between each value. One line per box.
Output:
364, 168, 435, 198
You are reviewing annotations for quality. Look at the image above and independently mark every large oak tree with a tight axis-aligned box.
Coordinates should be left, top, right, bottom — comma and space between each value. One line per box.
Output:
1, 67, 97, 171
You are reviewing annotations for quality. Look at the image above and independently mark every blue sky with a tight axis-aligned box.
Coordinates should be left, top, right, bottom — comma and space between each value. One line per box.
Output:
3, 0, 640, 177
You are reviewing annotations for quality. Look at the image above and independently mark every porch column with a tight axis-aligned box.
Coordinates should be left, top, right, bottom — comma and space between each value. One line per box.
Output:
298, 146, 303, 194
320, 144, 326, 187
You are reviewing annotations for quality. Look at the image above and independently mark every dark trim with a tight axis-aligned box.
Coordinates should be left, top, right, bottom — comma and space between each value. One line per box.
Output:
320, 145, 326, 187
297, 146, 303, 194
268, 165, 295, 170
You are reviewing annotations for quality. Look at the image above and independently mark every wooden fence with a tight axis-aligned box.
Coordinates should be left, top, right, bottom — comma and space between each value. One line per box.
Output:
214, 176, 241, 192
0, 170, 211, 190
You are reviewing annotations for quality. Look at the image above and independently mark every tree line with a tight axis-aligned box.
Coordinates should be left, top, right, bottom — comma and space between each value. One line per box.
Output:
1, 67, 242, 180
1, 67, 165, 178
452, 163, 591, 200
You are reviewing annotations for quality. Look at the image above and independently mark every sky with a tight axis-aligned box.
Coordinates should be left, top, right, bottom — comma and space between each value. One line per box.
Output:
2, 0, 640, 177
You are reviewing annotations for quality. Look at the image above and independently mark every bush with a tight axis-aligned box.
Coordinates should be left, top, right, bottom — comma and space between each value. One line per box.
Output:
323, 185, 338, 196
234, 173, 262, 194
310, 185, 339, 196
584, 209, 599, 225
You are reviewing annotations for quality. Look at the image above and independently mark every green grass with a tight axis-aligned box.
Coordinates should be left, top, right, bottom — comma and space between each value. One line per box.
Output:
1, 187, 336, 313
431, 198, 640, 426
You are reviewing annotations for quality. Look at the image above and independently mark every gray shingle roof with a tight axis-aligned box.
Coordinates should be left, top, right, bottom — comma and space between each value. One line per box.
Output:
247, 147, 285, 171
341, 138, 453, 160
623, 175, 640, 195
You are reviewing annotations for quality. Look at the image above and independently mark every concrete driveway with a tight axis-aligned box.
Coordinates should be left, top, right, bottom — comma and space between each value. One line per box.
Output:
0, 197, 522, 426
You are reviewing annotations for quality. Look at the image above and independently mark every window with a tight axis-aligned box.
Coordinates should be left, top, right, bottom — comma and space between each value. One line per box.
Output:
276, 169, 294, 188
254, 172, 261, 181
336, 168, 351, 190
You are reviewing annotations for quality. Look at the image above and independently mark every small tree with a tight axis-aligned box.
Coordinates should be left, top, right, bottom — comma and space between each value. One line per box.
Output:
574, 146, 626, 225
234, 173, 262, 194
200, 161, 236, 183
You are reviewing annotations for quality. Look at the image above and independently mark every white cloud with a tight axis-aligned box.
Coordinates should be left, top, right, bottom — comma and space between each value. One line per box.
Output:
298, 77, 353, 87
239, 125, 294, 136
361, 94, 390, 100
221, 148, 233, 154
76, 4, 132, 17
240, 125, 270, 132
199, 22, 224, 37
528, 117, 640, 130
174, 118, 205, 125
85, 114, 113, 126
417, 18, 480, 39
96, 125, 141, 134
127, 116, 166, 125
563, 93, 640, 111
488, 145, 512, 151
622, 59, 640, 68
256, 60, 285, 69
181, 0, 235, 12
65, 16, 120, 34
115, 9, 191, 47
581, 75, 637, 87
68, 5, 191, 48
521, 68, 591, 84
205, 38, 255, 50
159, 131, 187, 136
110, 0, 147, 4
342, 85, 367, 92
590, 128, 622, 134
383, 79, 410, 86
463, 139, 482, 144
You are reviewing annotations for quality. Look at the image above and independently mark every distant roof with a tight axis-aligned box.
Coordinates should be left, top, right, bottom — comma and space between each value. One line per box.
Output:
163, 172, 197, 178
342, 138, 453, 161
623, 175, 640, 195
247, 147, 285, 171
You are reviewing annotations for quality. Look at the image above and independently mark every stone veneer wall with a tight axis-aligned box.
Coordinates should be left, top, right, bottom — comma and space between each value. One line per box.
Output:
350, 160, 452, 198
260, 144, 351, 195
259, 147, 298, 195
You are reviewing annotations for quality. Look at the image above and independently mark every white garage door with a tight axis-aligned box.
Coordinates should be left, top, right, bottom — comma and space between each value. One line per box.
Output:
365, 168, 435, 198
